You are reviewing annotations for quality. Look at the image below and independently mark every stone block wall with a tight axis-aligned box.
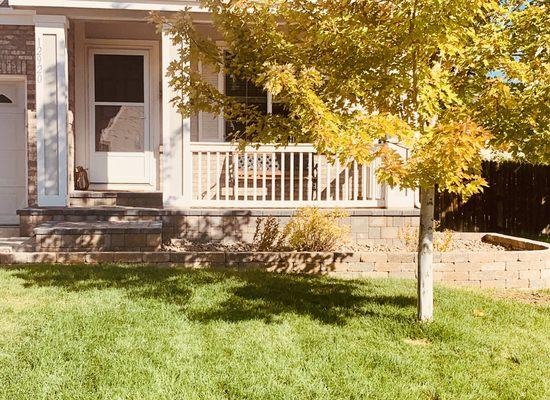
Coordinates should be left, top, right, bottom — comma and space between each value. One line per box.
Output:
19, 208, 420, 245
1, 233, 549, 290
0, 24, 36, 205
161, 209, 420, 244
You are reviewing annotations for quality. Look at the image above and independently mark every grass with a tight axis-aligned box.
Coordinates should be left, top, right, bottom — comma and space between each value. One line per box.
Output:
0, 264, 549, 400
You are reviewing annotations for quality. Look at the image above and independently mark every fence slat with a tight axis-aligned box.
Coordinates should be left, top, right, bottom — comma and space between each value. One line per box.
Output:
435, 161, 550, 235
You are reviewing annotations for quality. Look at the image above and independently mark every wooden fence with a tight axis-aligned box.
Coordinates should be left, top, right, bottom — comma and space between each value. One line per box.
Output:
435, 161, 550, 235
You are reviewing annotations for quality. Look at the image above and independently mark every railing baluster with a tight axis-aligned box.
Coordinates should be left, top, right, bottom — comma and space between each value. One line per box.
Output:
225, 152, 230, 201
290, 152, 294, 201
253, 153, 258, 201
308, 152, 313, 201
244, 153, 248, 201
362, 163, 367, 200
271, 152, 276, 201
198, 152, 203, 200
335, 158, 340, 201
317, 155, 322, 201
299, 152, 303, 202
216, 152, 221, 200
326, 158, 331, 201
281, 153, 285, 201
353, 160, 358, 201
206, 151, 211, 201
344, 162, 349, 201
375, 158, 383, 199
369, 161, 376, 200
233, 153, 239, 201
262, 153, 267, 201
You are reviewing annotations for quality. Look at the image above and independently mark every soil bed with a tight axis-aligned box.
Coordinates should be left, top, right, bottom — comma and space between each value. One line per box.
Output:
164, 237, 507, 253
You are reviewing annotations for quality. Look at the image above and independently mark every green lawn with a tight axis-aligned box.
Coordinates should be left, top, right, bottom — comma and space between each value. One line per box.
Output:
0, 265, 549, 400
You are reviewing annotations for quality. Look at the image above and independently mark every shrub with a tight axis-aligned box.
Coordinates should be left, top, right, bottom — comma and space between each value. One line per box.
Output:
281, 207, 350, 252
253, 217, 283, 251
253, 208, 350, 252
398, 221, 454, 252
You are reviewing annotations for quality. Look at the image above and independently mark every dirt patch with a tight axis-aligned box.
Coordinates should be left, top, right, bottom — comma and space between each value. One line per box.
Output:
492, 290, 550, 306
164, 238, 507, 253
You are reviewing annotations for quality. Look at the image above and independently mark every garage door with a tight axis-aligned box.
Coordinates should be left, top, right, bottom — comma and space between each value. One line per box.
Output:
0, 81, 26, 225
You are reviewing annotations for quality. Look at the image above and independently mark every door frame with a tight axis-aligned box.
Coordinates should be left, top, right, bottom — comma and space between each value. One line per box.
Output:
77, 38, 160, 190
0, 75, 27, 223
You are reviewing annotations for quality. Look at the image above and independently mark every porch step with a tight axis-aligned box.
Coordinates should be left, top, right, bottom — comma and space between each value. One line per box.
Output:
0, 225, 20, 238
34, 220, 162, 252
70, 191, 163, 208
0, 237, 32, 253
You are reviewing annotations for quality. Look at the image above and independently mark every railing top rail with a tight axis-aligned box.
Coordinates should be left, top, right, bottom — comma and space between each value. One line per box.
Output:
189, 142, 317, 153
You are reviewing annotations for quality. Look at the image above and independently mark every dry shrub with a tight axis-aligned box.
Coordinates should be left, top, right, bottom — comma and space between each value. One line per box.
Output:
253, 208, 350, 252
398, 221, 454, 252
253, 217, 283, 251
281, 207, 350, 252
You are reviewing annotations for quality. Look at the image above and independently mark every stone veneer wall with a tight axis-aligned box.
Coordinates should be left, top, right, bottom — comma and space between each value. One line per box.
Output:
0, 24, 36, 205
1, 234, 549, 290
19, 209, 420, 244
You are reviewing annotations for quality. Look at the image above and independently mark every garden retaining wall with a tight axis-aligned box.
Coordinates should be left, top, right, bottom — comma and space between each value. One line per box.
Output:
20, 208, 421, 245
1, 234, 549, 290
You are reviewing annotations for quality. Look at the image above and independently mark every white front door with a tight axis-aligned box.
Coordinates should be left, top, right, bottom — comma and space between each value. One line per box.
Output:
88, 49, 154, 186
0, 80, 26, 225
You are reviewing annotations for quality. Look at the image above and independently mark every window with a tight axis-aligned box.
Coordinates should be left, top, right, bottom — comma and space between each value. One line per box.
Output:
223, 57, 288, 140
0, 94, 13, 104
93, 54, 145, 152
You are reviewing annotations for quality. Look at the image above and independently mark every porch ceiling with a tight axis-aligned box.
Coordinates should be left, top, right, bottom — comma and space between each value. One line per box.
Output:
9, 0, 204, 12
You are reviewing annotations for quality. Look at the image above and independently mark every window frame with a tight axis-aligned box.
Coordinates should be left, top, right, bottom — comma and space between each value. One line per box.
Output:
88, 48, 149, 154
197, 44, 281, 142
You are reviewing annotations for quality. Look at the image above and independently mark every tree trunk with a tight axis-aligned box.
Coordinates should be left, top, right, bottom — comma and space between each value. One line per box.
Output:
417, 186, 435, 322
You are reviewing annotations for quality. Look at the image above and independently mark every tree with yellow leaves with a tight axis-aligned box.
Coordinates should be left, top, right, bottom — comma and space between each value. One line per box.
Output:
154, 0, 549, 321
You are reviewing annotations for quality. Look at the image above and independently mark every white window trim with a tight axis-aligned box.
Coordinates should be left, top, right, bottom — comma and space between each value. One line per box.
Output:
88, 48, 149, 155
195, 42, 281, 143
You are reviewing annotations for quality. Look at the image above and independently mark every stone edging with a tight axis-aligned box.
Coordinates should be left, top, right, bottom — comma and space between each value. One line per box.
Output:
1, 233, 548, 290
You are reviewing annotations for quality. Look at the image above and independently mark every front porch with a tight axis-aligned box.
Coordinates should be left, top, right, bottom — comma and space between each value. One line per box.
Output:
24, 8, 416, 211
0, 3, 417, 245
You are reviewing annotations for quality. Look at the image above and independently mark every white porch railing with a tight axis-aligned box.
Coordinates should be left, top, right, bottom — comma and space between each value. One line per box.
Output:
187, 143, 385, 208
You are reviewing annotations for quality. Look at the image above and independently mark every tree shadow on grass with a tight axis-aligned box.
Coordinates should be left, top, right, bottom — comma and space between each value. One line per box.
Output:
4, 264, 416, 325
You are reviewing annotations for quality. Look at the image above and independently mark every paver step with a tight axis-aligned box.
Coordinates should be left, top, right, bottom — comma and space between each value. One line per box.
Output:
34, 220, 162, 252
70, 191, 163, 208
0, 237, 32, 253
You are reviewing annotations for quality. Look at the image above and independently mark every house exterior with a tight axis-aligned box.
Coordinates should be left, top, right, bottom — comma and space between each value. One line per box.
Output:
0, 0, 418, 246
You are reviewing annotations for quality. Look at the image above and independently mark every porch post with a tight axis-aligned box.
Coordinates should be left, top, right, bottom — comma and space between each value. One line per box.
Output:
384, 143, 416, 209
161, 26, 191, 205
34, 15, 69, 207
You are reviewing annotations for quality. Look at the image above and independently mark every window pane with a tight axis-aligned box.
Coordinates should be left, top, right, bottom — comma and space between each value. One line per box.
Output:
95, 105, 144, 152
94, 55, 144, 103
225, 73, 268, 140
225, 73, 267, 99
